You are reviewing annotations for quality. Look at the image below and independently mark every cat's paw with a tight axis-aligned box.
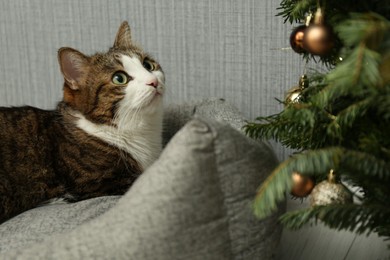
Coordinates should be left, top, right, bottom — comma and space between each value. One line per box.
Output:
41, 193, 77, 206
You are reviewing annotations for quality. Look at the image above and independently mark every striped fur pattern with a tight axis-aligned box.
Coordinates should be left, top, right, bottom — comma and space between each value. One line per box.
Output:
0, 22, 165, 223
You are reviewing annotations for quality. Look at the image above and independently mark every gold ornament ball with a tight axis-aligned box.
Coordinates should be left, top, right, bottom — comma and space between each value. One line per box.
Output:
285, 75, 308, 105
291, 172, 315, 198
285, 87, 302, 104
303, 24, 334, 56
310, 170, 353, 206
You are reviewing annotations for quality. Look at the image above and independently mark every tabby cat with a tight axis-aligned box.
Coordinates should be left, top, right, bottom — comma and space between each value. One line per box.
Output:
0, 22, 165, 223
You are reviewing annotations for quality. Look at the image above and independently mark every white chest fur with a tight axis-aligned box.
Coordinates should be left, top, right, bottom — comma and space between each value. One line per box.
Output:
76, 111, 163, 170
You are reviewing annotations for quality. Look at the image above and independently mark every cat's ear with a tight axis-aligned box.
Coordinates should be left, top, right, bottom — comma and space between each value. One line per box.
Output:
113, 21, 132, 49
58, 47, 89, 90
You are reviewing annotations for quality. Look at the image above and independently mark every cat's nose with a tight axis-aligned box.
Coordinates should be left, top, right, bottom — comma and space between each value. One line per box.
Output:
147, 78, 159, 88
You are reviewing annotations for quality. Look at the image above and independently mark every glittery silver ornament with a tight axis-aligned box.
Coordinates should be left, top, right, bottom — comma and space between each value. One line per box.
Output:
310, 170, 353, 206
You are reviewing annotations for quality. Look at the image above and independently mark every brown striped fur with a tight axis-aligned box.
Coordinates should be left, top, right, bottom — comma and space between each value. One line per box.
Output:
0, 22, 164, 223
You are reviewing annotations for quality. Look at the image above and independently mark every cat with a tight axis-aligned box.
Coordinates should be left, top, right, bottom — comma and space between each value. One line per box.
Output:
0, 21, 165, 223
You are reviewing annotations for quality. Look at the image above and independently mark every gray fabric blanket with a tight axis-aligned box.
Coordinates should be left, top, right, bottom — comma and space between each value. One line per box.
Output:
0, 99, 284, 259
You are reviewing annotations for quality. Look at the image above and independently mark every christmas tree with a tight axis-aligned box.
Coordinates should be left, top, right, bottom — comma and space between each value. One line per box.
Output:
245, 0, 390, 240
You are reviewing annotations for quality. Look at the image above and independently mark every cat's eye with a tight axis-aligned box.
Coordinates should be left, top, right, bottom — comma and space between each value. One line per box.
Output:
112, 72, 129, 85
143, 59, 155, 71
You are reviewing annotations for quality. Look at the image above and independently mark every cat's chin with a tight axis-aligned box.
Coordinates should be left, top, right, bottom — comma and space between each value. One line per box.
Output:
142, 94, 163, 113
150, 92, 163, 104
144, 91, 163, 106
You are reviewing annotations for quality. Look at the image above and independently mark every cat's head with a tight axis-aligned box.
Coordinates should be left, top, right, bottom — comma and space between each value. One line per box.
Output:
58, 21, 165, 129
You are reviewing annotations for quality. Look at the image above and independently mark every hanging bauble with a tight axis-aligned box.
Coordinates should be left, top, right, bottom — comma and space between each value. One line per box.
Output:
285, 86, 302, 104
285, 74, 309, 105
291, 172, 315, 198
290, 25, 307, 54
303, 8, 335, 56
310, 170, 353, 206
303, 25, 334, 56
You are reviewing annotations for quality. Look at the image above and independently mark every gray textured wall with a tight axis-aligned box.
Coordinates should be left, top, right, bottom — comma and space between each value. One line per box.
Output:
0, 0, 308, 161
0, 0, 388, 259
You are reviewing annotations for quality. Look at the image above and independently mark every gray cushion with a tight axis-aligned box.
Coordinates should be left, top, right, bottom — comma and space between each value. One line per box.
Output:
0, 99, 283, 259
163, 98, 250, 143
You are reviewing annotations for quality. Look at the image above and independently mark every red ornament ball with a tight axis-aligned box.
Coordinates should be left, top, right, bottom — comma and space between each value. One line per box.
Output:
303, 24, 334, 56
289, 25, 307, 54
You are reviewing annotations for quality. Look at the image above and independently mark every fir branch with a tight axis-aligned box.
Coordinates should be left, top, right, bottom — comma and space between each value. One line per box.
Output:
329, 97, 371, 133
245, 113, 317, 150
336, 13, 390, 49
279, 204, 390, 239
327, 13, 389, 91
375, 93, 390, 120
355, 47, 382, 87
245, 105, 333, 150
340, 150, 390, 182
313, 45, 381, 108
253, 148, 390, 219
277, 0, 316, 23
253, 148, 344, 219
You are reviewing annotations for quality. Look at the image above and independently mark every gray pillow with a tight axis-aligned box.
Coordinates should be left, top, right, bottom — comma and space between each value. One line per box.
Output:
0, 117, 282, 259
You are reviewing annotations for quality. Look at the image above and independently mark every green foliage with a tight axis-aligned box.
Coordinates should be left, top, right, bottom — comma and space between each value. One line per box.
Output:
278, 0, 316, 23
253, 148, 390, 219
247, 2, 390, 241
280, 204, 390, 238
277, 0, 390, 66
253, 148, 341, 219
